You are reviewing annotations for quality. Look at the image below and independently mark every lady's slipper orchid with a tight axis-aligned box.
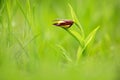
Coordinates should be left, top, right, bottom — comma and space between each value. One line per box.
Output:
53, 19, 74, 28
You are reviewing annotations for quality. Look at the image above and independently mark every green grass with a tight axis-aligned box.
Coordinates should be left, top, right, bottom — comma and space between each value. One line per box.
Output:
0, 0, 120, 80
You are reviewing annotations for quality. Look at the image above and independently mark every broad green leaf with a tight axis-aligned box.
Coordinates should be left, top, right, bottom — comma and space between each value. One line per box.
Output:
57, 45, 72, 62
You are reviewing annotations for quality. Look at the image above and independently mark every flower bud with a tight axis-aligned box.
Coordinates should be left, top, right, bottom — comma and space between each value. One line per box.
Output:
53, 19, 74, 28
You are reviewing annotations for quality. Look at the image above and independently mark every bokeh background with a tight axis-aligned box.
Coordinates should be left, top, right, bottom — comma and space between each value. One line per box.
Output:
0, 0, 120, 80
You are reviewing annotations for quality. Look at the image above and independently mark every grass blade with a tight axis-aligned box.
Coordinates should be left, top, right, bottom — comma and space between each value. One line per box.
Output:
76, 26, 100, 63
76, 46, 82, 63
57, 45, 72, 63
16, 0, 32, 29
68, 3, 84, 37
85, 26, 100, 48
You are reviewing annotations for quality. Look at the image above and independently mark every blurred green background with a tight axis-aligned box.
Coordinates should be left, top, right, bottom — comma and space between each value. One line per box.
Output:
0, 0, 120, 80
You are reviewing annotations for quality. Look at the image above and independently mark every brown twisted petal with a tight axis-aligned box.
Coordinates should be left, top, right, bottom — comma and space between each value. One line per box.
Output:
53, 20, 74, 28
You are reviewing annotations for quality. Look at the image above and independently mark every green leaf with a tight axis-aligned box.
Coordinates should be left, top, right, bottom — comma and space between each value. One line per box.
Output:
76, 26, 100, 63
16, 0, 32, 29
85, 26, 100, 48
68, 3, 80, 26
76, 46, 82, 63
68, 29, 84, 47
68, 3, 84, 37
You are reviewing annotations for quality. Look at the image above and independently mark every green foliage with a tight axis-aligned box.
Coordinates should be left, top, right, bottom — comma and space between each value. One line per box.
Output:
63, 4, 100, 63
0, 0, 120, 80
68, 3, 84, 38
